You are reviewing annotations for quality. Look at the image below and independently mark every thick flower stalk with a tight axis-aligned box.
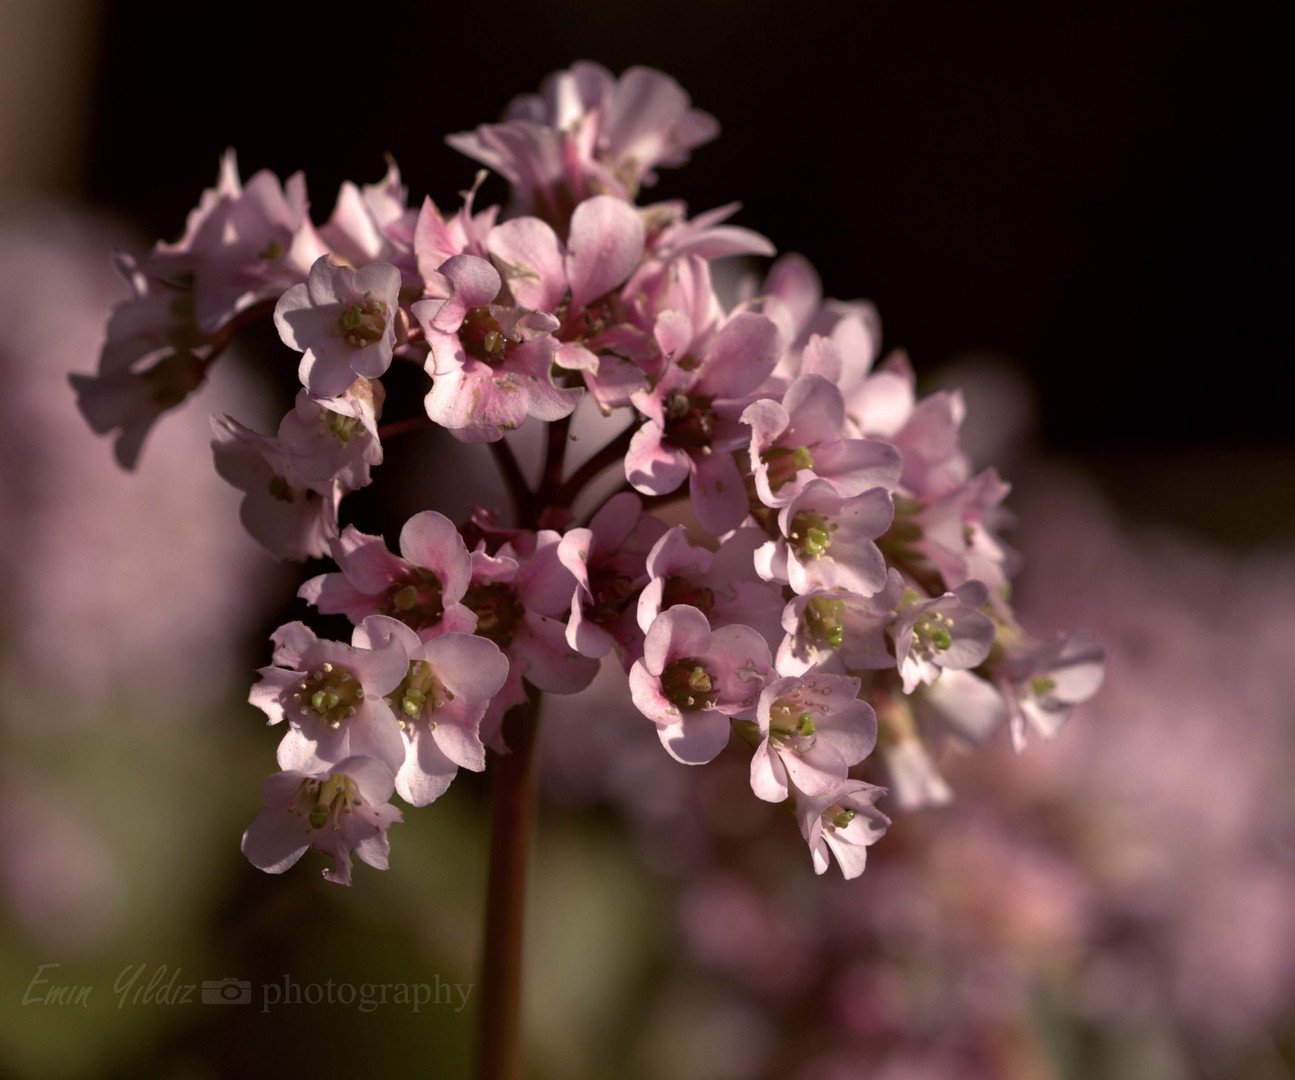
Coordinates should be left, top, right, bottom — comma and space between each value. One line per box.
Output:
73, 59, 1106, 1079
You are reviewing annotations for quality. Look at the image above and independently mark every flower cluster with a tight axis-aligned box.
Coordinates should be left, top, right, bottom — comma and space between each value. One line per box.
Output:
74, 61, 1104, 884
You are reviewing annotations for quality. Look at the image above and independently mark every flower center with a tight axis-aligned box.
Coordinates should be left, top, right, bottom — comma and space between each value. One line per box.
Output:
322, 409, 362, 445
388, 659, 453, 729
588, 568, 636, 625
1029, 675, 1056, 699
768, 694, 818, 753
380, 568, 445, 633
912, 612, 954, 656
660, 575, 715, 618
660, 659, 715, 712
789, 510, 835, 559
663, 394, 716, 449
460, 306, 510, 365
337, 295, 388, 348
762, 444, 815, 491
824, 805, 856, 832
291, 662, 366, 730
288, 773, 363, 831
464, 582, 527, 648
803, 596, 845, 648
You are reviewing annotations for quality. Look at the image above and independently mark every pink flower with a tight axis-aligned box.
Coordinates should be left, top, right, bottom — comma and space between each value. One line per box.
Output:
463, 530, 600, 749
638, 200, 775, 267
755, 480, 893, 596
276, 381, 383, 492
412, 172, 497, 283
488, 196, 650, 409
411, 255, 580, 442
319, 159, 419, 282
210, 415, 340, 560
274, 256, 401, 398
904, 467, 1016, 594
250, 621, 409, 777
889, 389, 971, 499
777, 570, 906, 675
241, 755, 402, 886
749, 671, 877, 802
743, 373, 901, 508
626, 309, 783, 534
557, 492, 668, 662
299, 511, 476, 637
158, 152, 328, 334
892, 581, 996, 694
354, 616, 509, 806
638, 526, 786, 652
911, 669, 1008, 748
794, 778, 890, 879
629, 605, 771, 764
997, 633, 1106, 750
447, 62, 718, 223
874, 696, 954, 810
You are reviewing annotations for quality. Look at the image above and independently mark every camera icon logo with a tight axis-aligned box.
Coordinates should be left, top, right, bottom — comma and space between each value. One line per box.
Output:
201, 978, 252, 1005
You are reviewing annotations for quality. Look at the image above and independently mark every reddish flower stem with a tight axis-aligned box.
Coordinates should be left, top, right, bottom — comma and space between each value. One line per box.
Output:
475, 682, 541, 1080
475, 414, 576, 1080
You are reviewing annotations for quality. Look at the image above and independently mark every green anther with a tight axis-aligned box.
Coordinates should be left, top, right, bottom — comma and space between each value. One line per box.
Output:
793, 445, 814, 471
804, 526, 830, 555
327, 412, 360, 444
392, 585, 420, 612
259, 240, 284, 260
932, 628, 953, 651
687, 666, 712, 694
1031, 676, 1056, 697
796, 712, 815, 735
830, 808, 856, 830
826, 625, 844, 648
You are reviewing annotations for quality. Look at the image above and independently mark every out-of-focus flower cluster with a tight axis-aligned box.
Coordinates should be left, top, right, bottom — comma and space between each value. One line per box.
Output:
73, 61, 1104, 886
1, 207, 274, 952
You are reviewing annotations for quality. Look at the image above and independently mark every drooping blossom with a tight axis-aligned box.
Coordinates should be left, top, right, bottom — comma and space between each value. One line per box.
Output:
557, 492, 668, 662
241, 755, 402, 886
892, 581, 996, 693
794, 778, 890, 879
996, 632, 1107, 750
462, 528, 601, 748
749, 671, 877, 802
210, 415, 340, 560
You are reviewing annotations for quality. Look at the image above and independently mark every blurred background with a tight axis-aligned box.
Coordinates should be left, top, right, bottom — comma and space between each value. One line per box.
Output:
0, 1, 1290, 1078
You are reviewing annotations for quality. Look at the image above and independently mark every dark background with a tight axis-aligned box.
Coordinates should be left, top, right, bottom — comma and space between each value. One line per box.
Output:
84, 0, 1288, 483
